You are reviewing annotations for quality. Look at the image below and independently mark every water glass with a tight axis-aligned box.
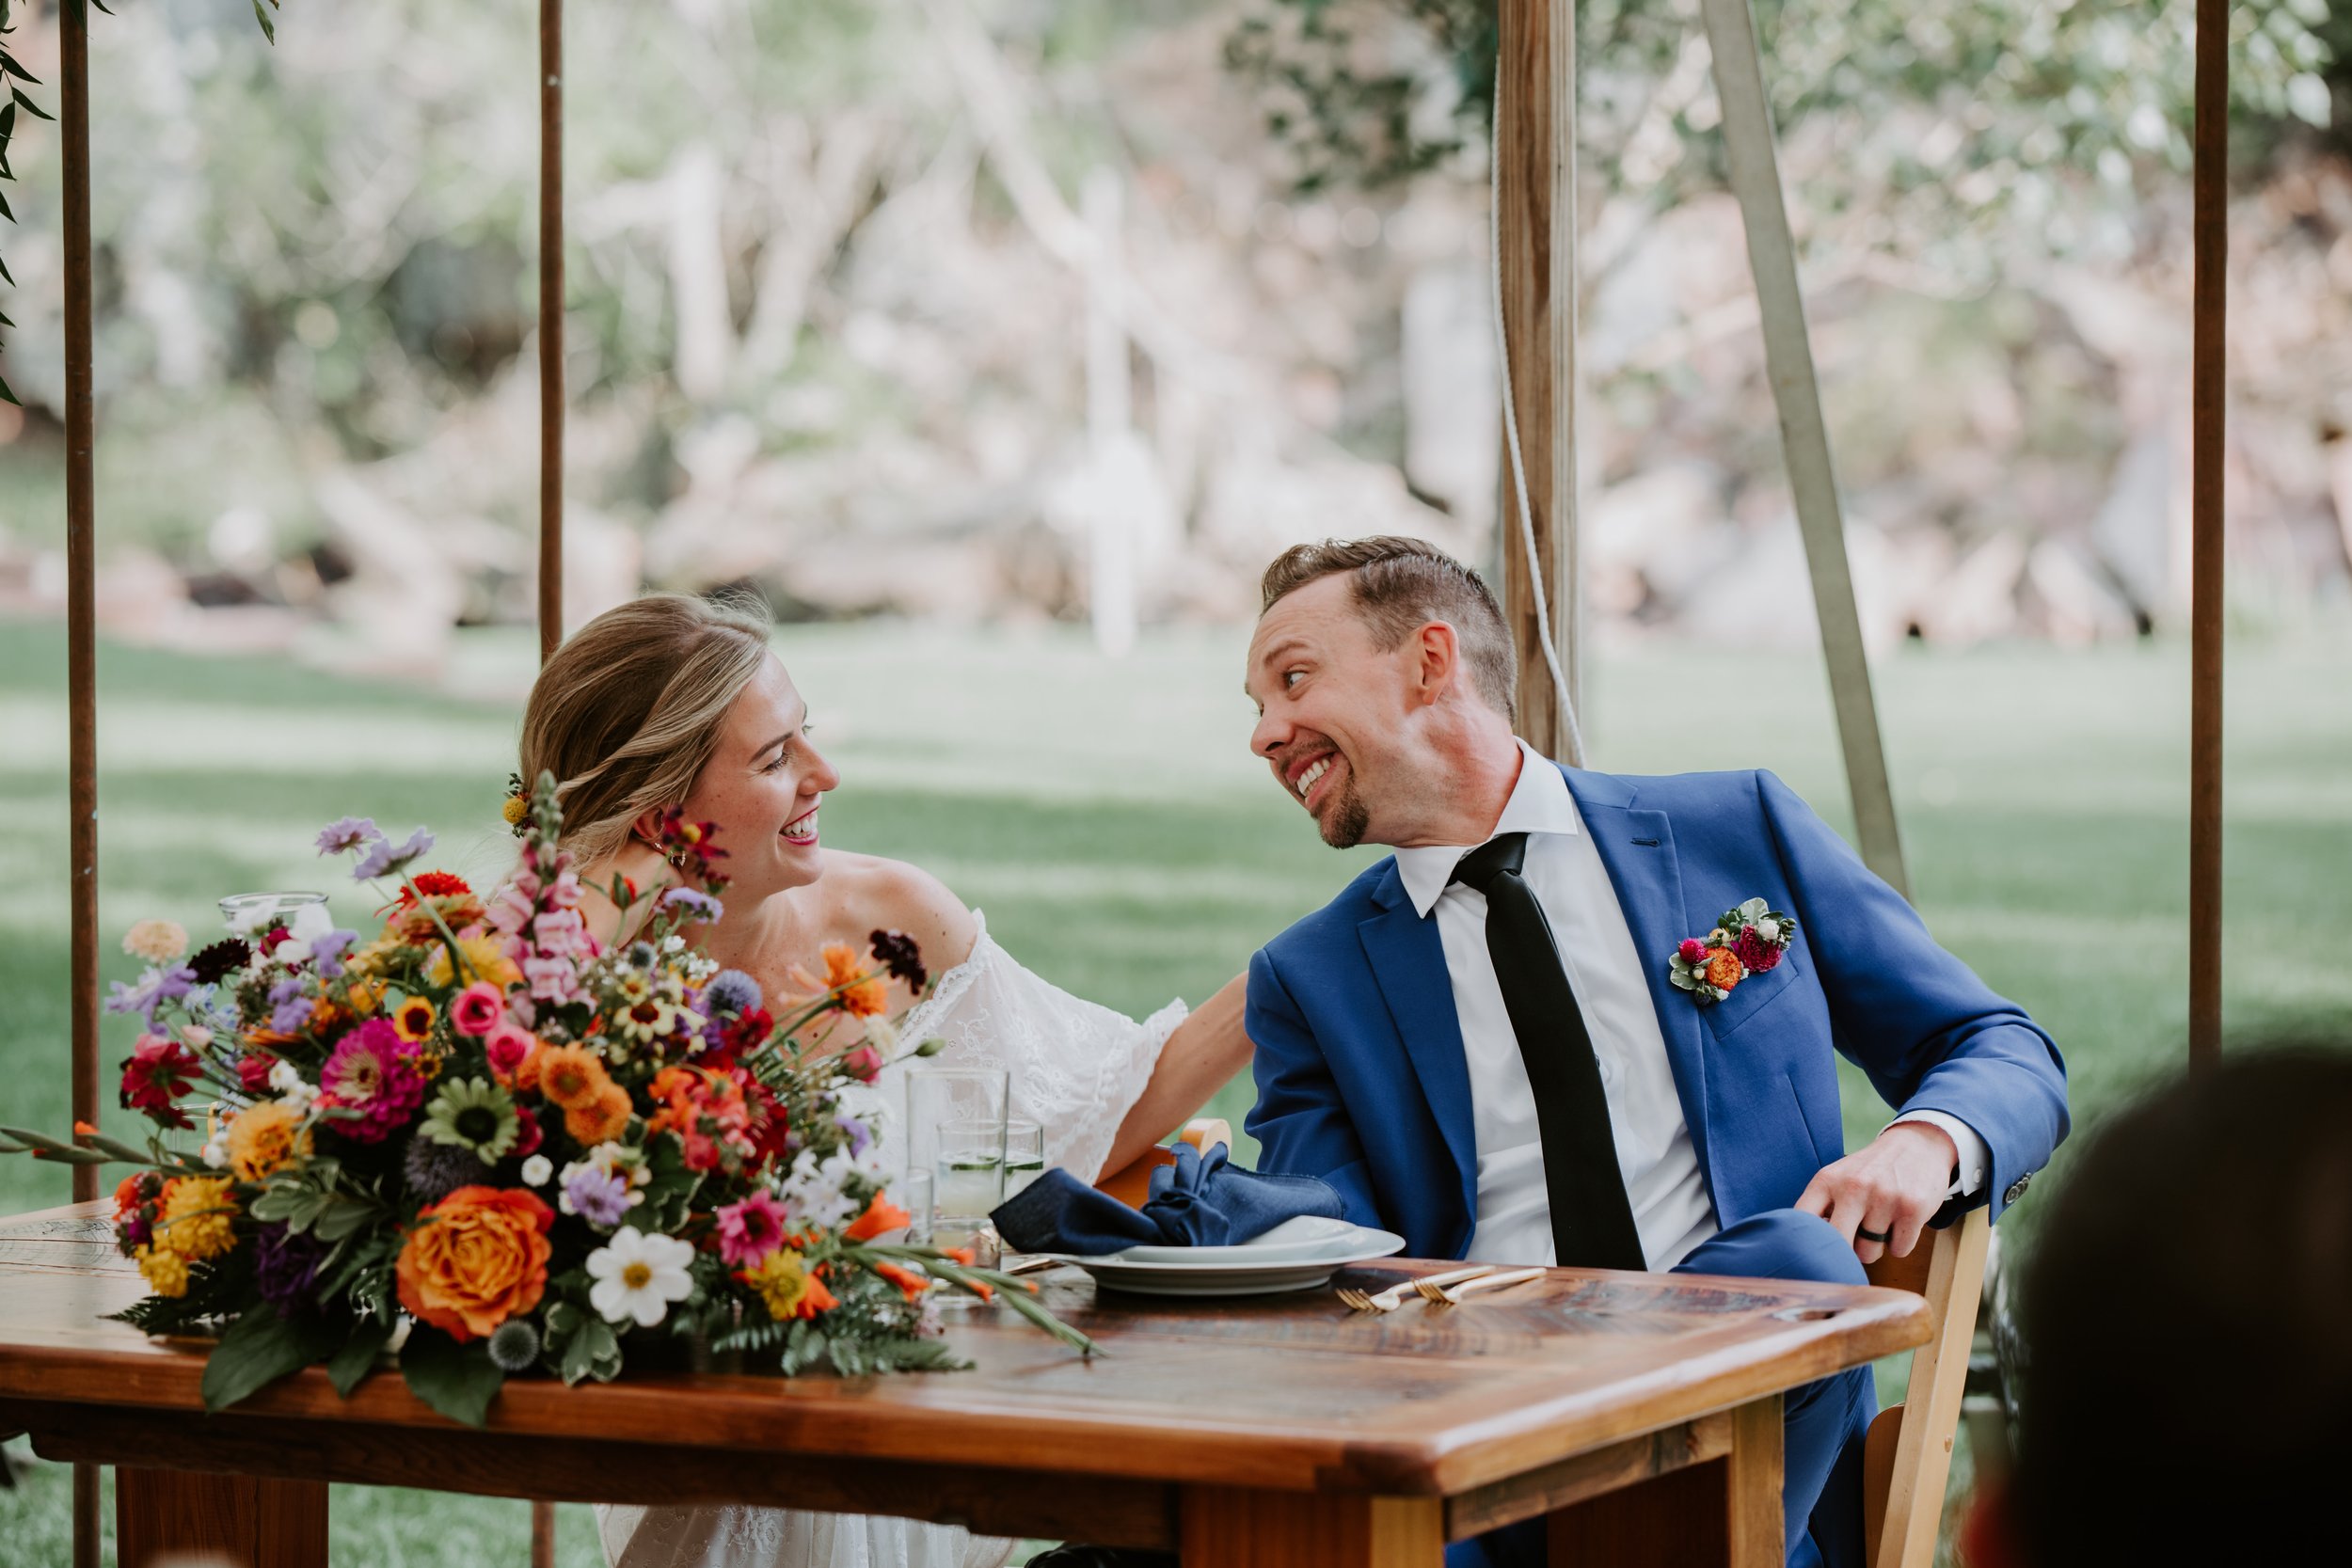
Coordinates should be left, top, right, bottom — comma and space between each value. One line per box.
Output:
1003, 1119, 1045, 1197
217, 891, 328, 936
908, 1068, 1010, 1281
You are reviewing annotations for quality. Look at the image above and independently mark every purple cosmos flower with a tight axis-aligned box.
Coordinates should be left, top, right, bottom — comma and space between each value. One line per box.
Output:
105, 965, 197, 1029
834, 1114, 873, 1157
253, 1223, 326, 1317
660, 888, 723, 924
315, 816, 382, 857
352, 828, 435, 882
561, 1164, 632, 1227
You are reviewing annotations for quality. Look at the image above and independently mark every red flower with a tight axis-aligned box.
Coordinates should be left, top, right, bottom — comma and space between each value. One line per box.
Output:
1732, 927, 1782, 974
394, 871, 475, 909
119, 1036, 204, 1128
237, 1052, 278, 1096
720, 1006, 773, 1057
512, 1104, 544, 1160
257, 926, 294, 957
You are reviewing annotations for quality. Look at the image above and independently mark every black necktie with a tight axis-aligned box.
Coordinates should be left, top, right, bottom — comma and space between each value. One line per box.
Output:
1450, 832, 1647, 1270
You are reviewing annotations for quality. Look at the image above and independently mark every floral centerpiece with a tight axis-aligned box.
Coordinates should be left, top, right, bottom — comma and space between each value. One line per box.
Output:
2, 775, 1088, 1425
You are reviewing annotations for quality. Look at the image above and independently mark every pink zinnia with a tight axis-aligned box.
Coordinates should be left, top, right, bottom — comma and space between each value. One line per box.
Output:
450, 982, 505, 1037
1732, 927, 1782, 974
318, 1020, 427, 1143
714, 1191, 790, 1267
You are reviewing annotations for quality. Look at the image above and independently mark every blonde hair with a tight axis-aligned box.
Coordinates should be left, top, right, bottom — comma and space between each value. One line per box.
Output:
519, 593, 775, 864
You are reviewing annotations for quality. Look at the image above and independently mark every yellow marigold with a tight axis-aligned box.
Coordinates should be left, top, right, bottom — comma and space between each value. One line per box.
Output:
154, 1177, 239, 1262
225, 1101, 310, 1182
739, 1248, 837, 1322
425, 935, 523, 991
1703, 947, 1744, 993
537, 1044, 612, 1111
135, 1244, 189, 1298
564, 1083, 635, 1146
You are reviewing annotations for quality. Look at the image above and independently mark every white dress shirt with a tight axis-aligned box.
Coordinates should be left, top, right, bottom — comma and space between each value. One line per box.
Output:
1394, 742, 1987, 1272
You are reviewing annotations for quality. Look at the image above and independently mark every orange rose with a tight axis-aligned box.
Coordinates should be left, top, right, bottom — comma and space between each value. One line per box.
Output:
1703, 947, 1744, 993
564, 1083, 635, 1146
537, 1044, 612, 1111
395, 1185, 553, 1342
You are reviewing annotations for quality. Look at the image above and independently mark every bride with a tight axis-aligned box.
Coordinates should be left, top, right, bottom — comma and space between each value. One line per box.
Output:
519, 592, 1249, 1568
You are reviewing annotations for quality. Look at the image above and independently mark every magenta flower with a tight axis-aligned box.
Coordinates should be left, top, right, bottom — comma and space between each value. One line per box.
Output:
450, 982, 505, 1037
714, 1190, 789, 1267
318, 1020, 428, 1143
1677, 938, 1709, 964
1732, 927, 1783, 974
485, 1022, 536, 1080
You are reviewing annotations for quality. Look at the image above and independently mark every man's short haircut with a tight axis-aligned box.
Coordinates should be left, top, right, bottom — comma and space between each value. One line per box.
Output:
1259, 536, 1517, 722
2008, 1041, 2352, 1564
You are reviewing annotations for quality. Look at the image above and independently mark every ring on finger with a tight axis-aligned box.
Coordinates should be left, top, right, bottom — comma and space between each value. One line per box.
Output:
1855, 1227, 1892, 1244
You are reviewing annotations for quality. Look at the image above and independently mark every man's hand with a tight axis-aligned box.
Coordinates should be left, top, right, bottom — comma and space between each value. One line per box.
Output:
1795, 1121, 1958, 1265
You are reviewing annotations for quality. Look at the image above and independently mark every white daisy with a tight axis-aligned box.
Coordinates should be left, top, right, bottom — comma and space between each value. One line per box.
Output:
586, 1228, 697, 1327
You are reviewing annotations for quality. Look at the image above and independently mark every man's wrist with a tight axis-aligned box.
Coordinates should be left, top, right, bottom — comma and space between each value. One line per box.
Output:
1883, 1117, 1960, 1178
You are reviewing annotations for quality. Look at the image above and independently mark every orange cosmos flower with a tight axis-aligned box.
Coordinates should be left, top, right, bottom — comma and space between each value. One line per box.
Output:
820, 942, 888, 1019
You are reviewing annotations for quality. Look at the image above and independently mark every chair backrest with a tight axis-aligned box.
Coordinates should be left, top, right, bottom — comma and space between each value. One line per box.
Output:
1860, 1206, 1992, 1568
1094, 1118, 1233, 1208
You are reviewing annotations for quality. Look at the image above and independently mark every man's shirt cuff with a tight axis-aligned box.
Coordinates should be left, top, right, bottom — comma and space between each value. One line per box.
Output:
1885, 1109, 1989, 1198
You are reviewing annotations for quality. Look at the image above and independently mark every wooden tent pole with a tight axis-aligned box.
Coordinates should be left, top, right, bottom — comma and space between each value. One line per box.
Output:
2188, 0, 2226, 1072
532, 3, 564, 1560
1697, 0, 1910, 900
537, 0, 564, 663
61, 1, 102, 1562
1493, 0, 1581, 765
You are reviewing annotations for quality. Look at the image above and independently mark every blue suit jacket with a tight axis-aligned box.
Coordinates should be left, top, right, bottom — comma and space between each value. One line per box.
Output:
1245, 765, 2068, 1259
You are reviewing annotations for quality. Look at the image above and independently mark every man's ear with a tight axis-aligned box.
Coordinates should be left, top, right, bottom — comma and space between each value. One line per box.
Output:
1410, 621, 1460, 706
1958, 1478, 2026, 1568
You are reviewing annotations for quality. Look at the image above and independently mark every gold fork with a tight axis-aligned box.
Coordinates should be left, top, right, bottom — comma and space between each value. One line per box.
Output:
1414, 1266, 1547, 1309
1337, 1265, 1495, 1313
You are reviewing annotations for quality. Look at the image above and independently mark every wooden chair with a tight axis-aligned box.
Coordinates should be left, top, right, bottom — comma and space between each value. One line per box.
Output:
1094, 1117, 1234, 1207
1861, 1206, 1992, 1568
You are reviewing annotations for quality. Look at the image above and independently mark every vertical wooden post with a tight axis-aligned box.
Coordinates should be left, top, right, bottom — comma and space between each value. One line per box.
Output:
538, 0, 565, 663
1696, 0, 1910, 900
2187, 0, 2226, 1073
61, 5, 102, 1560
1493, 0, 1581, 765
531, 8, 565, 1563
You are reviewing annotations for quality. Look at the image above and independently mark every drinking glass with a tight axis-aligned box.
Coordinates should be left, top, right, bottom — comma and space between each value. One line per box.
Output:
217, 891, 328, 936
1003, 1119, 1045, 1197
897, 1167, 934, 1246
908, 1069, 1009, 1281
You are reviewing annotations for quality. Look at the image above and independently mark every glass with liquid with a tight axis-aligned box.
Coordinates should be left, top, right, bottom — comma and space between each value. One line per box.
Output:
908, 1069, 1010, 1288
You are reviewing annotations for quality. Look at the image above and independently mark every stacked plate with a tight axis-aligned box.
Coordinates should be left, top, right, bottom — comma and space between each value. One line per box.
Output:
1048, 1214, 1406, 1297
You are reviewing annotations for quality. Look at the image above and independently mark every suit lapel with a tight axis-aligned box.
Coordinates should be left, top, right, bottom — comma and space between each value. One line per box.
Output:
1357, 868, 1479, 1218
1565, 767, 1718, 1198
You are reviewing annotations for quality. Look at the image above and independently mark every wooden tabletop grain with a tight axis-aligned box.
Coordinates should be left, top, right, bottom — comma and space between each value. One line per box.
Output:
0, 1200, 1928, 1523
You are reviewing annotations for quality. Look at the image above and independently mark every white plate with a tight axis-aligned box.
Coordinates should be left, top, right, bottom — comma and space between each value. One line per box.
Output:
1053, 1222, 1406, 1297
1108, 1214, 1364, 1267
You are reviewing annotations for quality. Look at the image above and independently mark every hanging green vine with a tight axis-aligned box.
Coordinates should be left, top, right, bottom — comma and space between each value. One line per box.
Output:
0, 0, 281, 405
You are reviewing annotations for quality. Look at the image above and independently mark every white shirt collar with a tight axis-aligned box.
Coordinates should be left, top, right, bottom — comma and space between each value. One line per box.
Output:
1393, 739, 1581, 917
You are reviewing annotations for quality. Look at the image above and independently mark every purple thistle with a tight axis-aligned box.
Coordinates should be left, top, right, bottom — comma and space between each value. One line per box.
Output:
404, 1137, 492, 1204
703, 970, 762, 1018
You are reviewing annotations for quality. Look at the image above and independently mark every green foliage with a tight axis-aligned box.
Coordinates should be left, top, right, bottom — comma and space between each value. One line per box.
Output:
1231, 0, 2336, 259
326, 1310, 397, 1396
399, 1323, 505, 1426
199, 1302, 343, 1412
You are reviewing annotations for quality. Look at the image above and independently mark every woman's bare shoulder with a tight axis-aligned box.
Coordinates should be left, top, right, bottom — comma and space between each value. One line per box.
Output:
814, 851, 977, 973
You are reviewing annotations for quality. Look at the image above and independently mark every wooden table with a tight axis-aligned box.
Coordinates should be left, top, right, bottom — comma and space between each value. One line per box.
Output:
0, 1203, 1928, 1567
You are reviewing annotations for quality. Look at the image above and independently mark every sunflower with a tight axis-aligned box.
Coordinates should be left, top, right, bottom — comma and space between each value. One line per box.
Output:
421, 1077, 523, 1163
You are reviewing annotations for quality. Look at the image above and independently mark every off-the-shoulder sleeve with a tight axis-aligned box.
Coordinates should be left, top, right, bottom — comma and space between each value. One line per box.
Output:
894, 913, 1182, 1183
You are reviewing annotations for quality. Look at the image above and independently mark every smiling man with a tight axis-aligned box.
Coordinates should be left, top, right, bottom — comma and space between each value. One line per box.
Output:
1240, 536, 2069, 1568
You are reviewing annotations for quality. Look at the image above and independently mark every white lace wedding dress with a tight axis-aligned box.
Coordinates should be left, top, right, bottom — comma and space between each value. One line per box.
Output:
597, 912, 1184, 1568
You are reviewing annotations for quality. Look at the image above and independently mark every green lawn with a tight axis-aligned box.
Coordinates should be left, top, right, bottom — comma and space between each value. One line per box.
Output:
2, 616, 2347, 1563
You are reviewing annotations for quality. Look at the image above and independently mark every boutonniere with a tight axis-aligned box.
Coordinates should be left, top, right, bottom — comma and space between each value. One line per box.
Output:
1669, 897, 1796, 1004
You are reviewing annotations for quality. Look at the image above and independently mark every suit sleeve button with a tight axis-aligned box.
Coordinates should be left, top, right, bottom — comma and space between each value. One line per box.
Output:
2003, 1174, 2031, 1205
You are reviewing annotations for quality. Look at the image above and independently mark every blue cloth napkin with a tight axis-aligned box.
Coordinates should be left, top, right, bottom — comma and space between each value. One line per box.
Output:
991, 1141, 1347, 1256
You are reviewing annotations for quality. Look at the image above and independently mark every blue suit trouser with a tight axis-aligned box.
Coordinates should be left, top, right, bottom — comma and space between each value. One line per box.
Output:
1450, 1210, 1876, 1568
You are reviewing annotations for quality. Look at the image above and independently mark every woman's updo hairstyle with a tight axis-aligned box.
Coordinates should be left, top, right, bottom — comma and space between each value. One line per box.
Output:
520, 592, 774, 864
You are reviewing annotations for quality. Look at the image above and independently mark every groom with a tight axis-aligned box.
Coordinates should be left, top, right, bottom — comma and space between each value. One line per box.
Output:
1241, 537, 2068, 1568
